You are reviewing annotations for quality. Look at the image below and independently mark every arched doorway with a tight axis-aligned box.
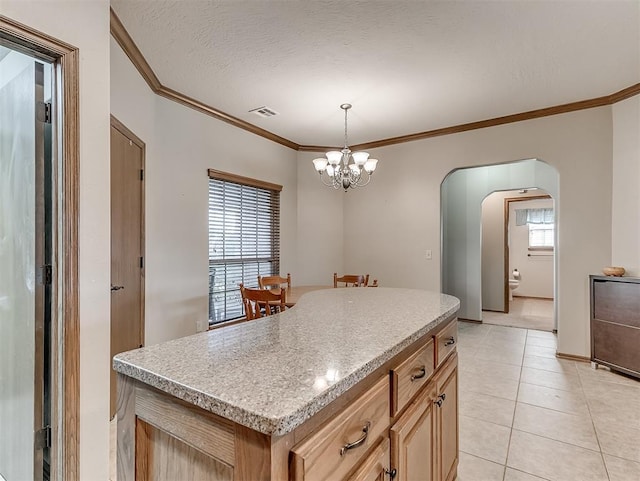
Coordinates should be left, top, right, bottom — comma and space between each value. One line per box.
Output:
440, 158, 559, 331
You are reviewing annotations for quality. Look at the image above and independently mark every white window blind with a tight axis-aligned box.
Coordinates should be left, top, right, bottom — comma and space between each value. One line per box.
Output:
208, 170, 281, 323
528, 223, 554, 248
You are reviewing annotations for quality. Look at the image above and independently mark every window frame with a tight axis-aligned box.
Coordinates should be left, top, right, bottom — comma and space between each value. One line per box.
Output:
207, 169, 282, 324
527, 222, 555, 251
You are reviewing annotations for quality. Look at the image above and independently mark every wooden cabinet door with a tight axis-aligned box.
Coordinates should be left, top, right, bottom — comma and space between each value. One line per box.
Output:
435, 354, 458, 481
346, 438, 392, 481
390, 382, 437, 481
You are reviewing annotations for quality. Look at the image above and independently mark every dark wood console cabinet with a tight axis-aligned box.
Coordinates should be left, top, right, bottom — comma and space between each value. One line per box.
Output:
590, 275, 640, 379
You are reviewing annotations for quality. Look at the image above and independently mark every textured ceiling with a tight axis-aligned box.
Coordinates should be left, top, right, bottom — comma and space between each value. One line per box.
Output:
110, 0, 640, 147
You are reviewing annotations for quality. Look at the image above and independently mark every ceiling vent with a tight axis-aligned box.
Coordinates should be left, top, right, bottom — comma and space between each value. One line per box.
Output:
249, 106, 279, 118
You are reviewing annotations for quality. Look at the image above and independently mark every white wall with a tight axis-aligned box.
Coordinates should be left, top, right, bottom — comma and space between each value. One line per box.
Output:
508, 197, 554, 299
0, 1, 111, 479
612, 95, 640, 276
110, 39, 299, 346
296, 151, 344, 285
330, 108, 613, 358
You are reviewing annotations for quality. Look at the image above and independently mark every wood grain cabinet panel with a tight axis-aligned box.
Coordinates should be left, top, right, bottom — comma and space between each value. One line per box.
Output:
345, 438, 392, 481
590, 276, 640, 378
435, 321, 458, 368
136, 420, 233, 481
290, 375, 390, 481
435, 354, 458, 481
391, 339, 435, 416
390, 382, 437, 481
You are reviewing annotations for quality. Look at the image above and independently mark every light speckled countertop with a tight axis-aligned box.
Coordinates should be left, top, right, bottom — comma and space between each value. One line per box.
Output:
113, 287, 459, 435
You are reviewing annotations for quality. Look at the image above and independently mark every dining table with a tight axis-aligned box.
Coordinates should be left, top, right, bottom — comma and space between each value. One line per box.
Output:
276, 285, 334, 307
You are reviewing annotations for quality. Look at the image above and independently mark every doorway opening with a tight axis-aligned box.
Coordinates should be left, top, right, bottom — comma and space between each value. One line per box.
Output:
0, 16, 80, 481
441, 158, 559, 333
481, 190, 555, 331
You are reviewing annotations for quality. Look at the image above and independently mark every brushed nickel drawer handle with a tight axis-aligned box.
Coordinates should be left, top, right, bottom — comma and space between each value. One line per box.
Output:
410, 366, 427, 382
340, 421, 371, 456
444, 336, 455, 346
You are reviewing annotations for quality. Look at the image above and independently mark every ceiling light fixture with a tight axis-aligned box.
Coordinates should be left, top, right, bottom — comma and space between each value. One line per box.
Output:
312, 103, 379, 191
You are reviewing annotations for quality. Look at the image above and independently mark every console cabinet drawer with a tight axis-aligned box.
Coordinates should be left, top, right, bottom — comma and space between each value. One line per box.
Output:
290, 375, 390, 481
592, 320, 640, 375
435, 320, 458, 368
391, 338, 435, 416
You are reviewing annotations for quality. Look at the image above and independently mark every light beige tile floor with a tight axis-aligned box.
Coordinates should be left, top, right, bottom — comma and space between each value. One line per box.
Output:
457, 321, 640, 481
482, 297, 554, 331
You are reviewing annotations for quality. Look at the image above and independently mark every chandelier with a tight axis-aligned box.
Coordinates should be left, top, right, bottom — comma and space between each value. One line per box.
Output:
312, 104, 379, 191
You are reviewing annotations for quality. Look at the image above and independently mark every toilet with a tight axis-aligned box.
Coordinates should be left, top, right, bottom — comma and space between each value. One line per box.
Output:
508, 279, 520, 301
509, 268, 521, 301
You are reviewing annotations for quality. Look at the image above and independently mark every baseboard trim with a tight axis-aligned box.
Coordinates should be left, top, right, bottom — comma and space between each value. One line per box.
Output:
513, 295, 554, 300
458, 318, 483, 324
556, 352, 590, 363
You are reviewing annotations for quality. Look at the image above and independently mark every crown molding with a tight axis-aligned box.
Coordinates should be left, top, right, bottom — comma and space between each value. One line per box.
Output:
110, 8, 639, 154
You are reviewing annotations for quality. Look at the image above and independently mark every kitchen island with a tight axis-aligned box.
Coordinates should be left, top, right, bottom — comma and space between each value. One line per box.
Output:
114, 287, 460, 481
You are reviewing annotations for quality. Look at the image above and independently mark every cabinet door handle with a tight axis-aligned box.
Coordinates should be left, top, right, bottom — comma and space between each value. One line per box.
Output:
385, 468, 397, 479
444, 336, 456, 346
339, 421, 370, 456
434, 393, 446, 407
410, 366, 427, 382
111, 285, 125, 291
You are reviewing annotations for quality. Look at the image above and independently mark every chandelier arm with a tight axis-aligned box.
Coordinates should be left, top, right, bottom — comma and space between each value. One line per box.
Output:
355, 172, 372, 188
318, 172, 336, 188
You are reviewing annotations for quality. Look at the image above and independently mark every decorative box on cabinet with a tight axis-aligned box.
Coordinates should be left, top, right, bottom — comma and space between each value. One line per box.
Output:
589, 275, 640, 379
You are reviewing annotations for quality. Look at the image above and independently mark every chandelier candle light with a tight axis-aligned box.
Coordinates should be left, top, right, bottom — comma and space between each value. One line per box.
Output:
312, 103, 379, 191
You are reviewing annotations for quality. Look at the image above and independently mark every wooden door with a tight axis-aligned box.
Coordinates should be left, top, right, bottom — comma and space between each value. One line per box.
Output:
435, 355, 458, 481
390, 383, 436, 481
110, 116, 145, 417
345, 438, 392, 481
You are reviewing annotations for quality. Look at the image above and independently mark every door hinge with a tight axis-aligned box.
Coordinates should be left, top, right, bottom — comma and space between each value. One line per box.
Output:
35, 426, 51, 450
38, 265, 53, 285
140, 169, 144, 181
140, 256, 144, 269
37, 101, 52, 124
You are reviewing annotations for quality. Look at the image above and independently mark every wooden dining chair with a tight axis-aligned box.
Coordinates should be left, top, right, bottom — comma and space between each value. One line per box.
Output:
333, 273, 369, 287
258, 273, 291, 290
239, 283, 287, 320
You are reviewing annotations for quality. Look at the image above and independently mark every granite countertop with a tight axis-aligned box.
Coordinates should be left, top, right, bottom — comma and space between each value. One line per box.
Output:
113, 287, 459, 436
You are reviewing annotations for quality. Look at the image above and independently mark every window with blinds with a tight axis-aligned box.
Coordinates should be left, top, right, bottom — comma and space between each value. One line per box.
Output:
528, 223, 554, 249
208, 170, 281, 323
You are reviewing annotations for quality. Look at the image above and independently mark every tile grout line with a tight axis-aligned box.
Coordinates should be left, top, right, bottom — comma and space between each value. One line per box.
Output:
501, 327, 527, 481
578, 364, 612, 481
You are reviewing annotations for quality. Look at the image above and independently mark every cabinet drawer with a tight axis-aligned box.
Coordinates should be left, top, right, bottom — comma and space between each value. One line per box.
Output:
592, 320, 640, 375
391, 339, 435, 415
435, 320, 458, 368
593, 280, 640, 328
344, 438, 390, 481
290, 376, 390, 481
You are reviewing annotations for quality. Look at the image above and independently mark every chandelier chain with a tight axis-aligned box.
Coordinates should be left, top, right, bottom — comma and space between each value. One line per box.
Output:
344, 108, 348, 149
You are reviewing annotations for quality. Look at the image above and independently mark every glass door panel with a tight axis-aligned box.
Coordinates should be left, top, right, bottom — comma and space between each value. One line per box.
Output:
0, 46, 45, 481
